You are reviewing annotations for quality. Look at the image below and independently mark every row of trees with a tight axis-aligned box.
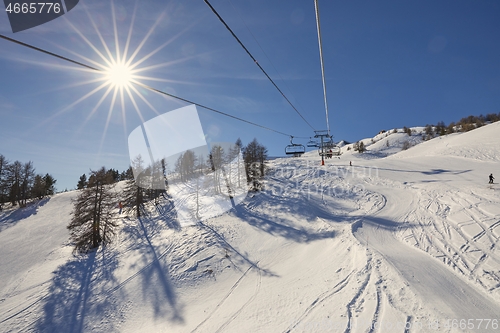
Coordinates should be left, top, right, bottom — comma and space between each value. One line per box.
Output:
0, 154, 56, 207
170, 138, 267, 191
77, 168, 133, 189
68, 138, 269, 253
423, 112, 500, 140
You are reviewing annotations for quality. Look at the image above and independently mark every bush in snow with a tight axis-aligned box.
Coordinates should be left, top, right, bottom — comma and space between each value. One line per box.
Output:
353, 141, 366, 153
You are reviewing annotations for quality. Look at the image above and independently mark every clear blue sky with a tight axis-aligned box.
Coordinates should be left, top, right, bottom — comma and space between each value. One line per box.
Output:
1, 0, 499, 191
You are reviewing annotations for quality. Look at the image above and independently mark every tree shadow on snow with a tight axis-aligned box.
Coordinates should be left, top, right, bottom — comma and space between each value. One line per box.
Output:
154, 194, 182, 231
232, 191, 340, 243
349, 164, 472, 177
420, 168, 472, 175
36, 249, 122, 333
119, 213, 183, 323
198, 220, 278, 277
351, 215, 421, 233
0, 198, 50, 232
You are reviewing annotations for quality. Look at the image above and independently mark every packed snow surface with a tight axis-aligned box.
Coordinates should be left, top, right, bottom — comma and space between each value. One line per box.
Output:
1, 122, 499, 332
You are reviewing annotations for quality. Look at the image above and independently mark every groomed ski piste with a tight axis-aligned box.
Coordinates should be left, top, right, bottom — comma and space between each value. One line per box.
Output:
1, 122, 499, 333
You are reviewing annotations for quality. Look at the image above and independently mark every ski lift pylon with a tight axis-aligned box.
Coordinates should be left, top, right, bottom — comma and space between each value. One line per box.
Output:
315, 130, 341, 160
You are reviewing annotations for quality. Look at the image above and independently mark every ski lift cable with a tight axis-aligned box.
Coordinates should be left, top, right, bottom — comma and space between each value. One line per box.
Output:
0, 33, 310, 139
203, 0, 317, 132
0, 34, 100, 72
314, 0, 331, 136
226, 0, 310, 124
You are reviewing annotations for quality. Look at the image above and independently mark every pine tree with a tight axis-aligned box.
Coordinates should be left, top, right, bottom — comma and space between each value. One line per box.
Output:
77, 174, 87, 189
43, 174, 56, 195
358, 141, 366, 153
425, 124, 434, 138
354, 141, 366, 153
8, 161, 22, 206
32, 174, 46, 200
119, 167, 134, 181
0, 155, 9, 204
106, 168, 120, 183
68, 167, 117, 253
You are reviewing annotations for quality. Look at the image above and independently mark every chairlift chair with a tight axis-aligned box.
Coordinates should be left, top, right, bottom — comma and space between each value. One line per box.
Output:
285, 136, 306, 157
307, 138, 319, 147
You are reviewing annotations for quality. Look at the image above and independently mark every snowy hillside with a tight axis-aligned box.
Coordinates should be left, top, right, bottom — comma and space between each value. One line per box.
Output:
1, 123, 499, 333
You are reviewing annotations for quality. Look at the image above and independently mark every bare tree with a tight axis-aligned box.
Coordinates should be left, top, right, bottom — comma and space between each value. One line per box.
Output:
68, 167, 117, 253
19, 161, 35, 207
122, 155, 148, 218
229, 138, 243, 187
243, 138, 268, 191
175, 150, 197, 182
209, 145, 225, 194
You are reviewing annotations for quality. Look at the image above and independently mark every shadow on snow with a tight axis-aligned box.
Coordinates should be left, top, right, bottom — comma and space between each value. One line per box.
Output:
119, 206, 184, 323
35, 249, 122, 333
0, 198, 50, 232
36, 198, 185, 332
231, 190, 341, 244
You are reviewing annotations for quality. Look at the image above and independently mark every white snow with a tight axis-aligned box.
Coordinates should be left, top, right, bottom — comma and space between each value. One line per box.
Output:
1, 122, 499, 333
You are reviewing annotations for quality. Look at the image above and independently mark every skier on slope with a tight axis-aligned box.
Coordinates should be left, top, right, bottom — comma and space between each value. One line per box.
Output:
489, 174, 495, 184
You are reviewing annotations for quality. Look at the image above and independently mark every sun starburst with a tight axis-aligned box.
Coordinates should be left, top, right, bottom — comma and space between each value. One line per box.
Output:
104, 61, 134, 89
29, 0, 202, 152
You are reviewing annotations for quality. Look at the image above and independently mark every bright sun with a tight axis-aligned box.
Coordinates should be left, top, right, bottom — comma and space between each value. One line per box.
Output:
44, 2, 178, 149
104, 61, 134, 88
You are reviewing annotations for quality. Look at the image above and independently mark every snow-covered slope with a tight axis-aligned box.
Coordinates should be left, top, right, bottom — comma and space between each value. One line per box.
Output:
1, 123, 499, 333
394, 121, 500, 162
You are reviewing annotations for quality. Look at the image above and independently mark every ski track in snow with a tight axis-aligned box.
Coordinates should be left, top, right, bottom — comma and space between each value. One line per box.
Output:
283, 270, 353, 333
190, 265, 255, 333
353, 160, 500, 332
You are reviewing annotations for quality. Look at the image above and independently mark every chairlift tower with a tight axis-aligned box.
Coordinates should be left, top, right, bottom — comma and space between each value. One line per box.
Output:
314, 130, 330, 165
